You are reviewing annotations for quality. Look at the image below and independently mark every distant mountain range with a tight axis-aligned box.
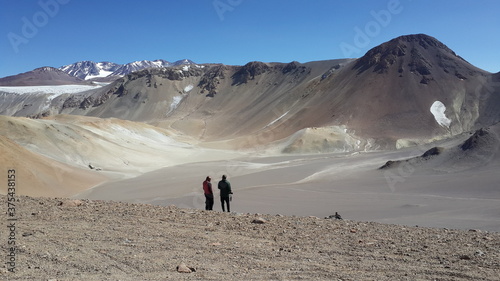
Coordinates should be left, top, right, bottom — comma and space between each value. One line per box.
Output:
1, 34, 498, 152
59, 59, 195, 81
0, 67, 89, 86
0, 59, 196, 86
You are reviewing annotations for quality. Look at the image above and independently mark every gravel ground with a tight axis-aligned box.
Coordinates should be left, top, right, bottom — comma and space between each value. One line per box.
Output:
1, 195, 499, 280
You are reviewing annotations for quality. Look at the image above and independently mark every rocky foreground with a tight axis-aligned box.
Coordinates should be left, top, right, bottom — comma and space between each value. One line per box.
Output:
0, 196, 499, 280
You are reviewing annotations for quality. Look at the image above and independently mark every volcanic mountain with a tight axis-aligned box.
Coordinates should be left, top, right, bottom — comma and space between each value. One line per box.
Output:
305, 34, 499, 146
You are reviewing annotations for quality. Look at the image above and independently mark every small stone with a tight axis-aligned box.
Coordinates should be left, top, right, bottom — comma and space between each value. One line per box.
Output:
58, 200, 84, 207
252, 217, 266, 224
350, 228, 357, 233
176, 263, 195, 273
210, 242, 222, 246
459, 255, 471, 260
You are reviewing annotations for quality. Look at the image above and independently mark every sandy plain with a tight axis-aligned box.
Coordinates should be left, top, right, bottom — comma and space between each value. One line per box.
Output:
77, 126, 500, 233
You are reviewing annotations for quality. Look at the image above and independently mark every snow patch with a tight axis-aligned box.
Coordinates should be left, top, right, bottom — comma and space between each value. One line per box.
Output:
152, 60, 164, 67
430, 101, 451, 128
182, 65, 190, 71
85, 70, 114, 80
167, 95, 184, 115
264, 110, 290, 128
0, 85, 104, 95
184, 84, 194, 92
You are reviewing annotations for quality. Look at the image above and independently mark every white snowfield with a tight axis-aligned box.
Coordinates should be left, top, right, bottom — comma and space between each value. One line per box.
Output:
85, 70, 114, 80
183, 84, 194, 92
167, 95, 184, 115
430, 101, 451, 128
264, 110, 290, 128
0, 84, 105, 95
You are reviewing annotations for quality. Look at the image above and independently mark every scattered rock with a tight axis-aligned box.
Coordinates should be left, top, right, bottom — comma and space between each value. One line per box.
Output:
325, 212, 343, 220
3, 195, 499, 280
251, 217, 267, 224
459, 254, 472, 260
461, 129, 488, 151
58, 200, 83, 207
176, 263, 196, 273
88, 164, 102, 171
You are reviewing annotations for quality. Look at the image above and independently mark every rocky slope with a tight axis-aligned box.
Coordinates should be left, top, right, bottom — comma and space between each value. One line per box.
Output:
0, 195, 498, 280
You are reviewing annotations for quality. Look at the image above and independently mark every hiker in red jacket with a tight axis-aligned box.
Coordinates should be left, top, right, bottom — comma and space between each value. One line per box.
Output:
203, 176, 214, 210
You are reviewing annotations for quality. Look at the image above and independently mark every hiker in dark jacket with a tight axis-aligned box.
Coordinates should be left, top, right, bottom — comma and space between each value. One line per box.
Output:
218, 175, 233, 212
203, 176, 214, 210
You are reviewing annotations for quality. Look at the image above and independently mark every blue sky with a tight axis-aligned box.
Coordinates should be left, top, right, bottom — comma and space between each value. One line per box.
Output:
1, 0, 499, 78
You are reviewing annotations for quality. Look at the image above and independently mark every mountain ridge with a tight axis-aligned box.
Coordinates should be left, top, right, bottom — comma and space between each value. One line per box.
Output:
1, 34, 500, 235
0, 66, 90, 86
59, 59, 197, 81
1, 34, 499, 151
0, 59, 197, 86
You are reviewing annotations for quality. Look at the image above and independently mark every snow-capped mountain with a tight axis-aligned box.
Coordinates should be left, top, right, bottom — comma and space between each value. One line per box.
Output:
59, 59, 196, 81
108, 60, 171, 77
60, 61, 120, 80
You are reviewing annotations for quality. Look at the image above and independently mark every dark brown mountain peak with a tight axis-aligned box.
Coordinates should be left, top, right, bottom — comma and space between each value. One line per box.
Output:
231, 61, 270, 85
353, 34, 466, 76
397, 34, 452, 51
281, 61, 301, 74
0, 66, 87, 86
198, 65, 228, 97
